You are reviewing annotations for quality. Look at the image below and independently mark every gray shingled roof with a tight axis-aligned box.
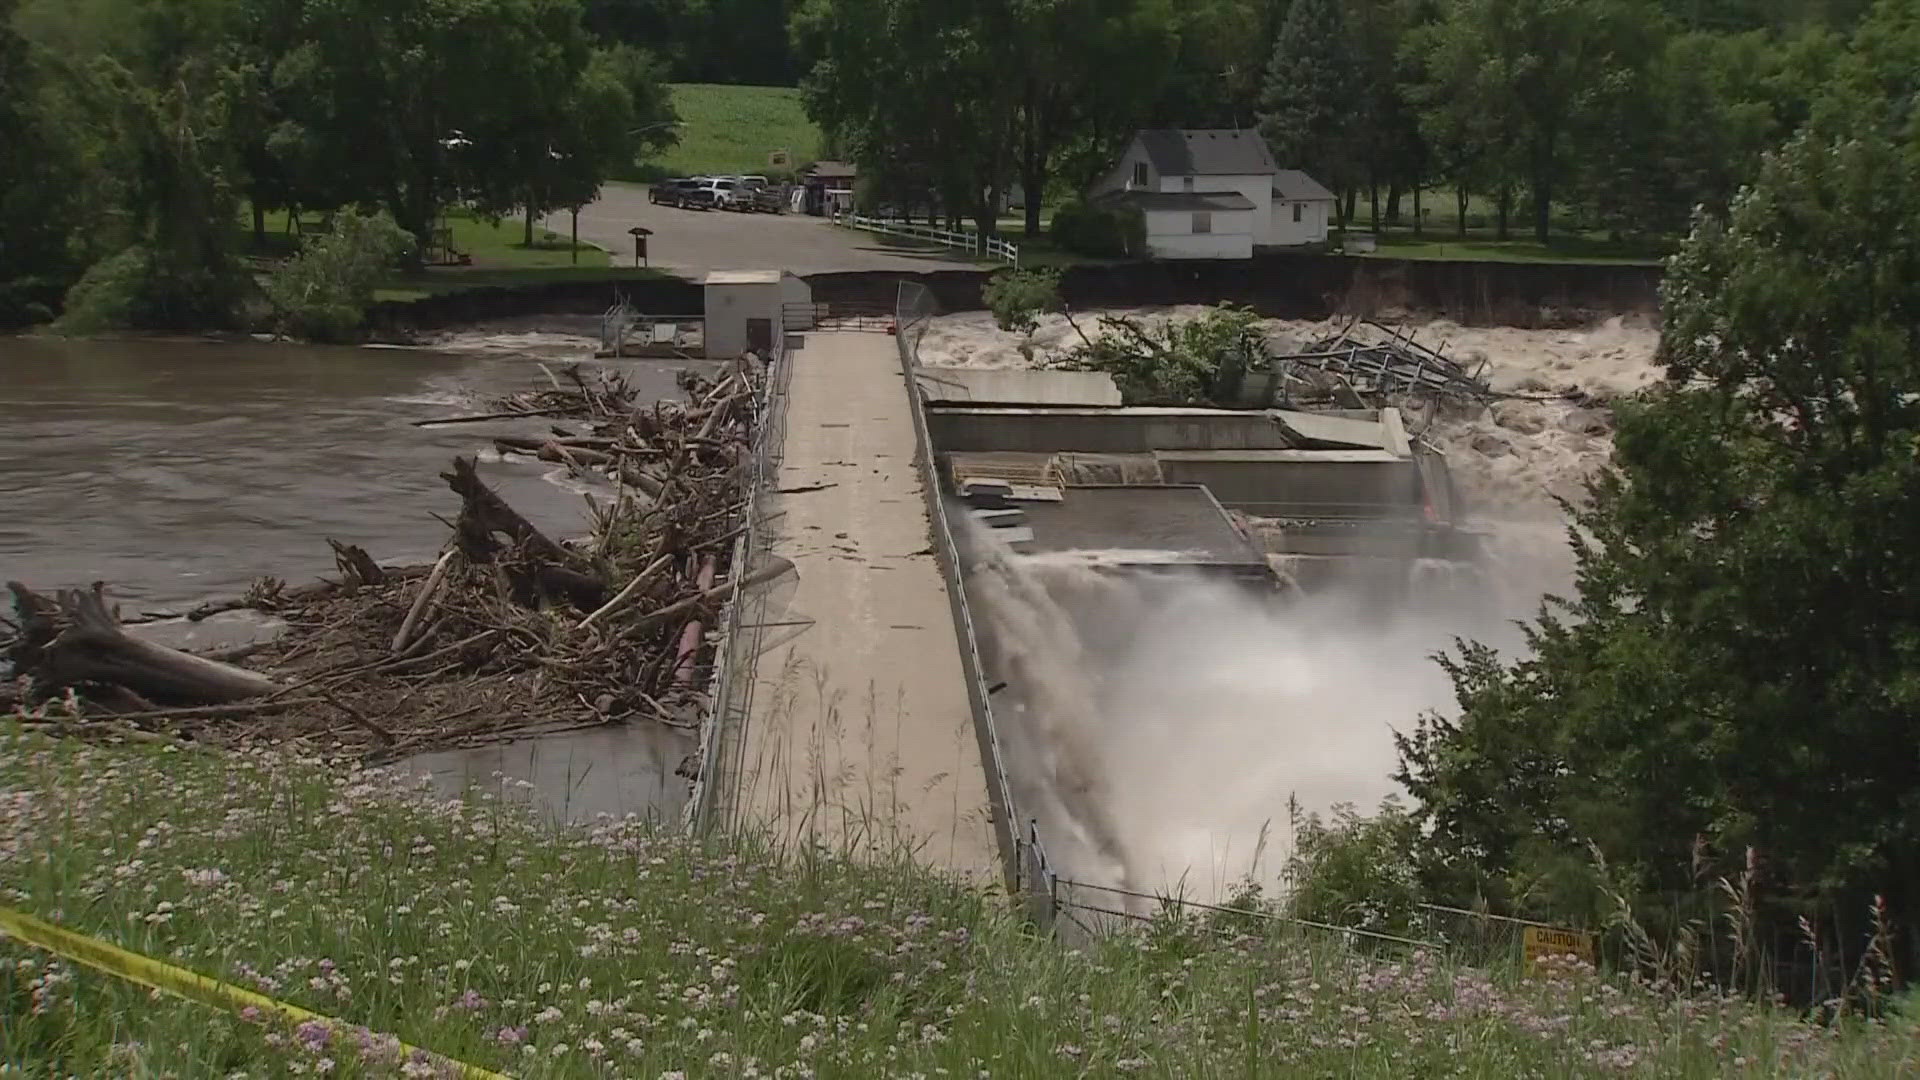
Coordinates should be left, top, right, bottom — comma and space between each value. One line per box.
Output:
1136, 129, 1278, 177
1273, 169, 1336, 201
1093, 190, 1257, 212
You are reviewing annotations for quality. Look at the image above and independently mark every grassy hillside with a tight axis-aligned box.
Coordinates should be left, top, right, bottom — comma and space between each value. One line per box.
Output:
656, 82, 822, 178
6, 721, 1919, 1078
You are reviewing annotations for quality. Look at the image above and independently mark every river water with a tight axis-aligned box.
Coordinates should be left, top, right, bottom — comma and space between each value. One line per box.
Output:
1, 333, 710, 611
2, 332, 717, 825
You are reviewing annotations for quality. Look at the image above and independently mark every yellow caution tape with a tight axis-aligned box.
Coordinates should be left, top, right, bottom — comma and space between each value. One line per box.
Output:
0, 905, 511, 1079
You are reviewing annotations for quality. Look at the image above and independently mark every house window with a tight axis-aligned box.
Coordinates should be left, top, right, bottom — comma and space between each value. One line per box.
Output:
1183, 176, 1195, 192
1192, 211, 1213, 234
1132, 161, 1149, 188
1292, 202, 1303, 223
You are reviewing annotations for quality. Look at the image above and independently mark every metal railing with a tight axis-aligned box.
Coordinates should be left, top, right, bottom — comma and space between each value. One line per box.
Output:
840, 213, 1020, 265
689, 321, 796, 835
893, 280, 1023, 891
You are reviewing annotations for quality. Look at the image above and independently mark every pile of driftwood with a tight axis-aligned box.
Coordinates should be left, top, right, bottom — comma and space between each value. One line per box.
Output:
1271, 318, 1494, 407
3, 362, 786, 764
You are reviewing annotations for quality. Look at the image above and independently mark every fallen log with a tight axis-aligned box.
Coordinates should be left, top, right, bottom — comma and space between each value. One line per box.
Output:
11, 583, 283, 705
443, 456, 582, 568
329, 539, 386, 587
392, 550, 456, 653
631, 557, 793, 634
411, 406, 578, 427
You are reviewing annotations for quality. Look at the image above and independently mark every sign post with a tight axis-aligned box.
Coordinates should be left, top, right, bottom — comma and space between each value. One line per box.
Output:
1521, 925, 1597, 976
628, 226, 652, 268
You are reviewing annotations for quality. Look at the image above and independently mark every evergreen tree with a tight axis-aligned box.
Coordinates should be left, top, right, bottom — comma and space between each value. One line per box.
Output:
1257, 0, 1358, 222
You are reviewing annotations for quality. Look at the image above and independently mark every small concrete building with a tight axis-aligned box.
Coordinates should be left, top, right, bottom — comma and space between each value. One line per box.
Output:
702, 270, 811, 358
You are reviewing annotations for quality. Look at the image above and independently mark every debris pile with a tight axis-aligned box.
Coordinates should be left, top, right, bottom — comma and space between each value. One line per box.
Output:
1268, 318, 1495, 408
3, 362, 784, 763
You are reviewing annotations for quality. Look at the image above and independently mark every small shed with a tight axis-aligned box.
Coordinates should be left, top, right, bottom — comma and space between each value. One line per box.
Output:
702, 270, 812, 358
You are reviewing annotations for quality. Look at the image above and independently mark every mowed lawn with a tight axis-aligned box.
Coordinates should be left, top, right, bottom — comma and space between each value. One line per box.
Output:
657, 82, 821, 177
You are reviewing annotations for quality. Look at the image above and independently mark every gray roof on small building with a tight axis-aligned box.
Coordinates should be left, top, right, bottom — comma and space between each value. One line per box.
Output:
1136, 129, 1278, 177
803, 160, 857, 179
1093, 189, 1257, 212
1273, 169, 1336, 201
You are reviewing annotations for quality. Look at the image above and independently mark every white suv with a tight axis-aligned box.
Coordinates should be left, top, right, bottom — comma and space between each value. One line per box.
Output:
708, 178, 739, 209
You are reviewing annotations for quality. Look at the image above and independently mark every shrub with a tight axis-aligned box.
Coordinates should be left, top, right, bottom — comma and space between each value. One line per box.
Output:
1051, 199, 1145, 258
263, 208, 412, 342
1048, 302, 1264, 404
981, 267, 1062, 360
57, 244, 248, 334
1284, 799, 1426, 938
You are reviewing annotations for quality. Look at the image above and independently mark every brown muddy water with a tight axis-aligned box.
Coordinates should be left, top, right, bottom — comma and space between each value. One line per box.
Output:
1, 332, 717, 824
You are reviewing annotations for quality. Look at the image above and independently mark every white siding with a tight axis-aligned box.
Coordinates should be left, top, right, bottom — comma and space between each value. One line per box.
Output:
1142, 207, 1253, 260
1265, 199, 1333, 246
1158, 173, 1274, 244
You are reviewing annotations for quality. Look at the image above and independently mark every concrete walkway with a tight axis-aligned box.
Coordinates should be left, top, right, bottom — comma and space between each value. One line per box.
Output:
733, 331, 997, 880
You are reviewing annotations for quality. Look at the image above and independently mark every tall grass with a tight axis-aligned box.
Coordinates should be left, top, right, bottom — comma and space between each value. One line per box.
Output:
4, 718, 1919, 1077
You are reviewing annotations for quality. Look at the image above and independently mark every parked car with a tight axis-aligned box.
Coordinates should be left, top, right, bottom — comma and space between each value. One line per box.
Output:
734, 176, 782, 213
707, 177, 741, 210
648, 178, 714, 209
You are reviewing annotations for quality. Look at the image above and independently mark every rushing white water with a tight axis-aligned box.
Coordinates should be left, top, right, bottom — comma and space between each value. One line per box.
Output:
966, 513, 1582, 903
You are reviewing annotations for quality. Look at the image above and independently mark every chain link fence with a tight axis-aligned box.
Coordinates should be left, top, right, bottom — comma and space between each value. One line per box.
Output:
688, 326, 798, 835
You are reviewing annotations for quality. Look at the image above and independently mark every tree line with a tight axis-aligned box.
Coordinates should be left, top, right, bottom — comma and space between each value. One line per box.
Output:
0, 0, 677, 330
791, 0, 1872, 243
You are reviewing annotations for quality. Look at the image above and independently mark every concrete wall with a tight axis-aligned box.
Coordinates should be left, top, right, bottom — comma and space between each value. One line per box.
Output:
1153, 450, 1423, 519
1145, 207, 1253, 260
705, 280, 782, 357
928, 407, 1298, 454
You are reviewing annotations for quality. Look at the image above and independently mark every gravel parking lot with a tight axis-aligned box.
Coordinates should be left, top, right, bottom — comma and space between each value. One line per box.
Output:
546, 181, 981, 279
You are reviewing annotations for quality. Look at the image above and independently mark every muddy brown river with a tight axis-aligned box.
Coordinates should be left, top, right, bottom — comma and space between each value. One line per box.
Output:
2, 332, 715, 824
1, 333, 711, 610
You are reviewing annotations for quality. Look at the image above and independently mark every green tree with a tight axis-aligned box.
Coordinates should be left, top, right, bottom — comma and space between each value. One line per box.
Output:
1397, 90, 1920, 959
262, 206, 410, 341
1257, 0, 1358, 224
0, 0, 87, 325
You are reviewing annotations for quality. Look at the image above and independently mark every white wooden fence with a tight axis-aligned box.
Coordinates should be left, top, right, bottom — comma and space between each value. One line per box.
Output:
835, 213, 1020, 265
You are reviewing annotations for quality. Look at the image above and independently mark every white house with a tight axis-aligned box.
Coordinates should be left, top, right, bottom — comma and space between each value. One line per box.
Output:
1087, 129, 1337, 259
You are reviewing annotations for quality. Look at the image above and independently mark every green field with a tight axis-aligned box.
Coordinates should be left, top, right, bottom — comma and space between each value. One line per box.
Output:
655, 82, 822, 178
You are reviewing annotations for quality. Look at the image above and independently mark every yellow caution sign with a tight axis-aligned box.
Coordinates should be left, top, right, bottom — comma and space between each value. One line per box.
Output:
0, 905, 510, 1079
1522, 924, 1597, 975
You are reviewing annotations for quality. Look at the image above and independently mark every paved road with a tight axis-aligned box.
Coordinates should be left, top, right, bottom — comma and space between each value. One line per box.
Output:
729, 330, 1000, 881
544, 182, 979, 279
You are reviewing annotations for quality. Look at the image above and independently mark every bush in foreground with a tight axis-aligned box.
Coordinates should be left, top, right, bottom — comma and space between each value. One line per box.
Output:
3, 721, 1918, 1077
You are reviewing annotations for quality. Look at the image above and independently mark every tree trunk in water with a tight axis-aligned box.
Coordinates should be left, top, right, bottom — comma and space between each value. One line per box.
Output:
1456, 185, 1469, 238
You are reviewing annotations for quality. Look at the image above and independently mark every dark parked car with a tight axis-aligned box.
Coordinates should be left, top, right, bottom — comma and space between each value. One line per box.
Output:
649, 178, 713, 209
